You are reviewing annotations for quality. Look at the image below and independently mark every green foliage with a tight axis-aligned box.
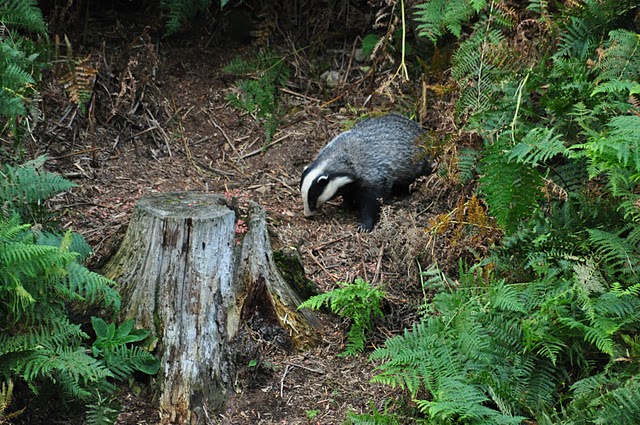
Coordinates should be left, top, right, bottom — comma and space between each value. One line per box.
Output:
0, 0, 47, 143
344, 404, 402, 425
161, 0, 211, 35
224, 50, 291, 146
368, 1, 640, 423
91, 317, 160, 380
0, 162, 157, 423
0, 217, 119, 399
85, 394, 121, 425
479, 140, 544, 233
0, 157, 76, 221
299, 278, 384, 357
362, 34, 381, 58
413, 0, 488, 44
370, 262, 640, 423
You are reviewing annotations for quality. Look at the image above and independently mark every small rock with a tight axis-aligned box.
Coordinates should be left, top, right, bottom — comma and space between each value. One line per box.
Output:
320, 70, 341, 87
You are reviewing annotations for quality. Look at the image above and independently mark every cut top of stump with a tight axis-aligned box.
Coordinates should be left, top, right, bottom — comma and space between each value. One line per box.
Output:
135, 192, 232, 220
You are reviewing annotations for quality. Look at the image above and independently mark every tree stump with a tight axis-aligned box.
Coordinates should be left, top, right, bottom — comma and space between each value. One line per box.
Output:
101, 192, 321, 424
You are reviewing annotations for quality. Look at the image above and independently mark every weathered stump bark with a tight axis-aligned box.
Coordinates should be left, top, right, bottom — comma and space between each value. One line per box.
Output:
102, 192, 320, 424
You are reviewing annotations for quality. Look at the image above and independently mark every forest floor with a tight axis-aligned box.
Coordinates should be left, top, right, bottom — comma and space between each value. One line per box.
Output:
7, 3, 493, 424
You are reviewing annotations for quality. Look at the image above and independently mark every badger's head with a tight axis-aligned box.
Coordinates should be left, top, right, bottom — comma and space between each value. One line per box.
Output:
300, 160, 354, 217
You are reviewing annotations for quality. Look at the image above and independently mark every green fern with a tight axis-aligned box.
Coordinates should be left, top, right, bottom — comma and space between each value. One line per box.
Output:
0, 165, 158, 419
0, 157, 76, 221
0, 0, 47, 143
451, 24, 512, 119
382, 1, 640, 424
225, 50, 290, 146
456, 147, 480, 184
299, 278, 384, 357
508, 127, 565, 167
595, 29, 640, 84
85, 394, 121, 425
0, 0, 46, 33
371, 259, 640, 422
554, 1, 634, 61
413, 0, 488, 44
479, 142, 544, 233
161, 0, 213, 35
371, 265, 538, 422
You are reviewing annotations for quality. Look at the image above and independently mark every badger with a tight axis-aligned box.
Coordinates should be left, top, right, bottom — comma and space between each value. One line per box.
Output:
300, 114, 432, 232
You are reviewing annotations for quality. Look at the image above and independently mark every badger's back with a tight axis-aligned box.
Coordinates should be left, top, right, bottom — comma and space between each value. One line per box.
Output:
316, 114, 428, 192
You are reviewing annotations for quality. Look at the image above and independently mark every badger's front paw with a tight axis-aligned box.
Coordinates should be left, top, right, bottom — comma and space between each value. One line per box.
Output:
357, 220, 374, 233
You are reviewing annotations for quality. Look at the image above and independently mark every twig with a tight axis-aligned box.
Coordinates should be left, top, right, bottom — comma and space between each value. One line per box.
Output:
306, 249, 338, 281
310, 234, 351, 251
282, 362, 324, 374
280, 364, 292, 398
239, 133, 289, 159
279, 87, 322, 103
356, 232, 368, 282
50, 147, 100, 161
206, 111, 243, 159
373, 244, 385, 285
193, 160, 237, 177
146, 109, 172, 157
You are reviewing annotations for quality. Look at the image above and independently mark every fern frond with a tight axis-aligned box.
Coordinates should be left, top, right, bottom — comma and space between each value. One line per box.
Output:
37, 230, 93, 261
224, 50, 289, 145
456, 147, 480, 184
299, 278, 384, 356
413, 0, 488, 43
480, 143, 544, 233
16, 346, 113, 399
0, 159, 76, 218
61, 60, 97, 112
509, 127, 565, 167
85, 394, 120, 425
161, 0, 212, 35
0, 0, 47, 34
595, 29, 640, 83
64, 262, 121, 310
587, 228, 640, 278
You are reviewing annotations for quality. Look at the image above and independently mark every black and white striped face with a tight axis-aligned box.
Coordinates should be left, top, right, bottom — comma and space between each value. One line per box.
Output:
300, 160, 354, 217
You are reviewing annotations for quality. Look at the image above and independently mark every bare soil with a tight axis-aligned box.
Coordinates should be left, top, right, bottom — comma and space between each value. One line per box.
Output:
5, 3, 498, 424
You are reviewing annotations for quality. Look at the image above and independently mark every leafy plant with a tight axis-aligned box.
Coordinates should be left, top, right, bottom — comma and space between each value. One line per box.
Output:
414, 0, 488, 44
306, 409, 319, 421
371, 261, 640, 423
91, 317, 160, 381
0, 156, 76, 222
224, 49, 290, 146
0, 217, 120, 400
0, 160, 158, 423
367, 0, 640, 423
344, 401, 402, 425
161, 0, 211, 35
0, 0, 48, 144
298, 278, 384, 357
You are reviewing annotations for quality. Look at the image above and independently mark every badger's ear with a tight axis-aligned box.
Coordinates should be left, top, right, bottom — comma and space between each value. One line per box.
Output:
317, 175, 329, 185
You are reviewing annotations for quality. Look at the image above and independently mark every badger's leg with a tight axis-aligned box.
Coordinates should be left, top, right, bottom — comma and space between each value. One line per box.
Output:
340, 193, 357, 212
356, 188, 383, 232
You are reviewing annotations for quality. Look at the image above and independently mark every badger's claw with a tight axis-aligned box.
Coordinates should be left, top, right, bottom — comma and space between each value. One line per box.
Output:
357, 221, 374, 233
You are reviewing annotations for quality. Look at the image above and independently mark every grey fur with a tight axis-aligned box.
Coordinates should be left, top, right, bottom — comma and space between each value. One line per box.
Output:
300, 114, 431, 231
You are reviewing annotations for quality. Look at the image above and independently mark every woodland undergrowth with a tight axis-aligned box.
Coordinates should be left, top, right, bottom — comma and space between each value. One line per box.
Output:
348, 0, 640, 424
1, 3, 159, 424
